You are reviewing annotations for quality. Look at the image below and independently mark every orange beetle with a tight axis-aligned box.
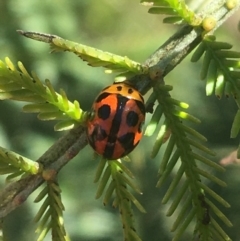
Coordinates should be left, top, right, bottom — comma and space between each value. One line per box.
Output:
87, 82, 145, 159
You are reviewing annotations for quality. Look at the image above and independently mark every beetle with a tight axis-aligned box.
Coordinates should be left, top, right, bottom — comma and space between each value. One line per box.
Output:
87, 82, 145, 159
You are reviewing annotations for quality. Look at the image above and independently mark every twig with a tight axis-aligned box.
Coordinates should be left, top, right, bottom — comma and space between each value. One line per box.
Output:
0, 125, 87, 218
0, 0, 239, 219
133, 1, 240, 93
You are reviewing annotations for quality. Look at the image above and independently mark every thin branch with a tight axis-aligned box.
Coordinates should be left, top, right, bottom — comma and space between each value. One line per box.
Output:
145, 0, 240, 77
130, 1, 240, 94
0, 0, 239, 220
0, 125, 87, 218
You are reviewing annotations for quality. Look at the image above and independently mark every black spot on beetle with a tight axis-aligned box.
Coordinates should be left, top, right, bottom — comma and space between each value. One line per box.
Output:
98, 105, 111, 120
118, 132, 135, 151
126, 111, 139, 127
89, 125, 107, 146
128, 88, 133, 94
116, 85, 122, 91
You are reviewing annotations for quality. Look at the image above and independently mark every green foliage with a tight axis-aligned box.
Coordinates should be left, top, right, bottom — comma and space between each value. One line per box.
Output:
0, 146, 41, 181
191, 35, 240, 157
95, 158, 145, 241
0, 57, 85, 131
34, 181, 66, 241
17, 30, 148, 79
141, 0, 202, 25
142, 83, 232, 240
191, 36, 240, 99
0, 1, 239, 241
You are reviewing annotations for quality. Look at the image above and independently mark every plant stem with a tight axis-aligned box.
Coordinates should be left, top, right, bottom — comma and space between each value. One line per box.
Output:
0, 124, 87, 218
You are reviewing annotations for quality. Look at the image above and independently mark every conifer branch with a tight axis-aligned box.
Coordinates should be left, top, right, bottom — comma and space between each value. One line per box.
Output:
0, 1, 239, 240
95, 158, 145, 240
34, 181, 66, 241
141, 0, 202, 25
191, 34, 240, 157
0, 124, 87, 218
143, 83, 232, 240
17, 30, 147, 76
16, 1, 240, 95
144, 0, 240, 84
0, 146, 41, 178
0, 58, 85, 130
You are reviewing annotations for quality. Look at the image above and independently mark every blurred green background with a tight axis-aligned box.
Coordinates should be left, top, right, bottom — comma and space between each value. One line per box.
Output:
0, 1, 240, 240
